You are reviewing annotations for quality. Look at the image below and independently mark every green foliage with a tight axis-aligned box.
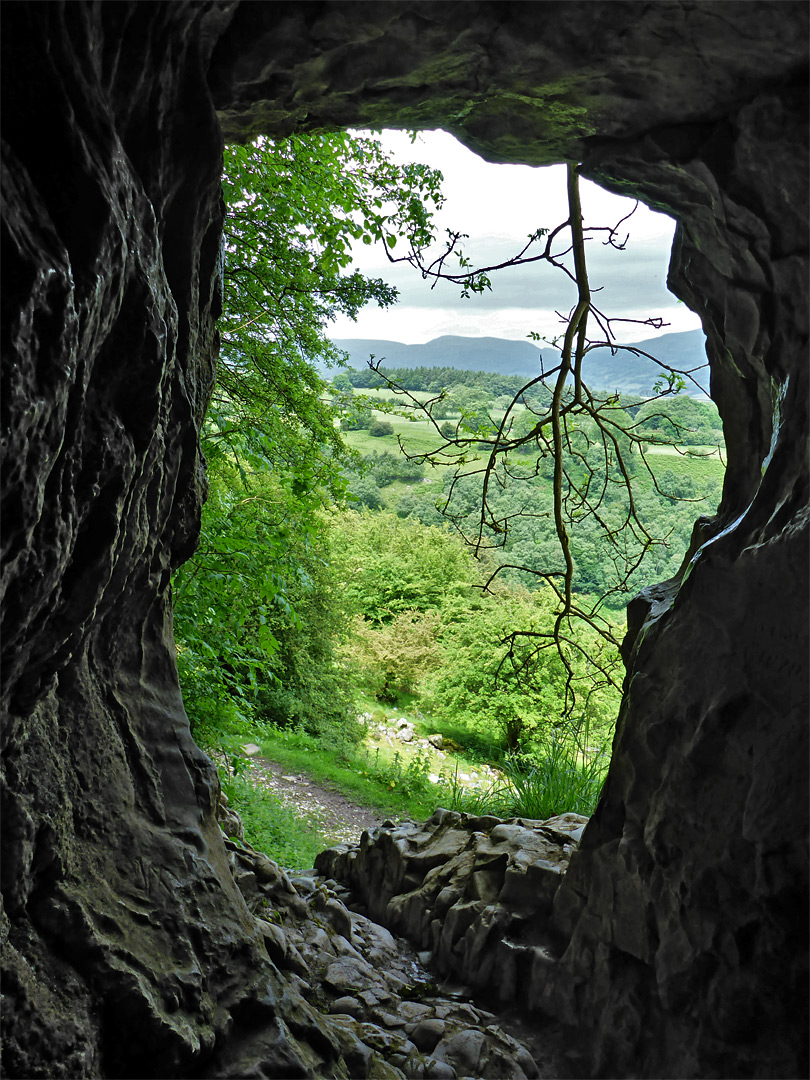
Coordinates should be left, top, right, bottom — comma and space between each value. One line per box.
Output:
368, 419, 394, 437
347, 475, 385, 510
331, 510, 477, 624
222, 775, 330, 870
173, 134, 730, 844
339, 400, 374, 430
173, 457, 354, 746
468, 737, 610, 819
634, 394, 723, 446
343, 609, 442, 702
176, 131, 446, 755
420, 585, 620, 753
331, 372, 354, 393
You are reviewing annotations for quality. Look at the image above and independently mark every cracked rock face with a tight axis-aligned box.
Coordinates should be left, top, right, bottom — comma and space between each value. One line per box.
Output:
1, 2, 807, 1078
316, 810, 589, 1008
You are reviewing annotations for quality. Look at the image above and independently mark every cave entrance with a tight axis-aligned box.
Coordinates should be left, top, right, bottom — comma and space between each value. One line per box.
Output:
177, 126, 726, 863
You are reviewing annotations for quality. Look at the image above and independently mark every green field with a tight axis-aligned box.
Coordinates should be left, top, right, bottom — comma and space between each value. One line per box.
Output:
345, 407, 726, 488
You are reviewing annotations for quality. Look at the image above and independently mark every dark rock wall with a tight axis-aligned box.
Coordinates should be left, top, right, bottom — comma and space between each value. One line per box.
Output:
551, 90, 810, 1078
2, 2, 807, 1077
1, 5, 278, 1077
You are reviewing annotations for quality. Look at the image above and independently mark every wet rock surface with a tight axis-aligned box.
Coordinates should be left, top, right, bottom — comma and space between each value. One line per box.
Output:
2, 2, 807, 1078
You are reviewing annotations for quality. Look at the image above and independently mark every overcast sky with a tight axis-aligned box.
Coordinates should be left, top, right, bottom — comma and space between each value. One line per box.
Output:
328, 130, 703, 346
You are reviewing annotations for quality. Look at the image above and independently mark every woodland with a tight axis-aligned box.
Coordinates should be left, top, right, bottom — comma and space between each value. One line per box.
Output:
173, 131, 725, 864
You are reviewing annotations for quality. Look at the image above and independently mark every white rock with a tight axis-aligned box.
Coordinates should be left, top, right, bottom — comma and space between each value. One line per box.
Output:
240, 743, 261, 756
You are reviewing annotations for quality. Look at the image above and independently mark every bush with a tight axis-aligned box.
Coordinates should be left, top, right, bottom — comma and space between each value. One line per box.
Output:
342, 609, 442, 702
368, 419, 394, 437
341, 403, 373, 430
347, 475, 384, 510
331, 372, 354, 392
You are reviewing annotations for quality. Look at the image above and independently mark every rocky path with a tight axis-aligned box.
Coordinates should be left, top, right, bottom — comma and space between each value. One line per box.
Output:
214, 792, 575, 1078
238, 748, 386, 845
235, 714, 502, 848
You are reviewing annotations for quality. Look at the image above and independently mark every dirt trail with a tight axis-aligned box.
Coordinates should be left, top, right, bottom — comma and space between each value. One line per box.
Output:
241, 753, 384, 846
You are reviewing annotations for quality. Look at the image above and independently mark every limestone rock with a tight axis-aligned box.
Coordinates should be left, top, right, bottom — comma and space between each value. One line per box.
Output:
217, 791, 245, 841
318, 810, 586, 1005
217, 837, 545, 1078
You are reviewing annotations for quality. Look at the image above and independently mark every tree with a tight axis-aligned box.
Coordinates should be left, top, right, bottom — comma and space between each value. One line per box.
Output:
368, 419, 394, 437
367, 165, 712, 713
174, 132, 446, 746
331, 372, 355, 393
211, 132, 443, 477
343, 609, 443, 703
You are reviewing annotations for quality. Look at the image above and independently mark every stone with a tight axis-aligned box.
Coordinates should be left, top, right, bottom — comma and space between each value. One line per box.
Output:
329, 996, 365, 1019
319, 811, 582, 1002
433, 1028, 487, 1074
411, 1018, 447, 1052
240, 743, 261, 756
256, 919, 288, 965
324, 957, 378, 995
424, 1058, 457, 1080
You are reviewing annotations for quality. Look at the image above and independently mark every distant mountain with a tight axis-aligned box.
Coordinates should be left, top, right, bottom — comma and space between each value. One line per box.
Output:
583, 330, 709, 398
330, 335, 545, 379
328, 329, 709, 398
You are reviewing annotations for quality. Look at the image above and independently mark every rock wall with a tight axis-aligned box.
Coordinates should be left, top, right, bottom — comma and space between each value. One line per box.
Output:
2, 2, 807, 1077
315, 810, 589, 1008
1, 5, 302, 1077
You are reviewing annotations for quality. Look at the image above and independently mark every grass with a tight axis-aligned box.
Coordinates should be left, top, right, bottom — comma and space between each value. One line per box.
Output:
488, 738, 611, 819
254, 723, 449, 823
223, 697, 614, 862
344, 416, 459, 459
220, 772, 332, 869
214, 711, 613, 868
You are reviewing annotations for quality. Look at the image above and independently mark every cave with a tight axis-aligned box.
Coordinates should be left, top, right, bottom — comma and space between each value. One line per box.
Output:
1, 2, 807, 1078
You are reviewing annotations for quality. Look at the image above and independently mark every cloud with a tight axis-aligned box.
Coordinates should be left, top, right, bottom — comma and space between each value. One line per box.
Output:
329, 130, 699, 345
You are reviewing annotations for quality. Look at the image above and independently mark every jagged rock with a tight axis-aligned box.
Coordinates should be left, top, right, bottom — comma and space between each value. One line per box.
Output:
317, 810, 587, 1006
217, 790, 245, 841
212, 835, 546, 1078
1, 2, 807, 1077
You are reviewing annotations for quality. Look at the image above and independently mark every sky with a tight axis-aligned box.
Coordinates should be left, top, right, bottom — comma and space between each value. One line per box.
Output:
328, 130, 703, 347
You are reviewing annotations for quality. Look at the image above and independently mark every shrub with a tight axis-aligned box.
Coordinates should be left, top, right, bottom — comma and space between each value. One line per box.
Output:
368, 419, 394, 437
348, 475, 384, 510
342, 609, 442, 702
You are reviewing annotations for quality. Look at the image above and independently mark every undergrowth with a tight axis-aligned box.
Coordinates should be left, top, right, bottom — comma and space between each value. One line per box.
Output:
220, 772, 330, 870
201, 694, 613, 869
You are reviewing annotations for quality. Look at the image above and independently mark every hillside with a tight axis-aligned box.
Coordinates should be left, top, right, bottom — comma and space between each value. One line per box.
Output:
329, 329, 709, 398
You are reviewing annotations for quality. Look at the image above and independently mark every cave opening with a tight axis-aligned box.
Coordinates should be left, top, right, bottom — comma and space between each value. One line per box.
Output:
183, 123, 728, 866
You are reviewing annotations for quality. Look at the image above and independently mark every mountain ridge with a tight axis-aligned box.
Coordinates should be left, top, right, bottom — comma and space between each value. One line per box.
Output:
328, 329, 709, 397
